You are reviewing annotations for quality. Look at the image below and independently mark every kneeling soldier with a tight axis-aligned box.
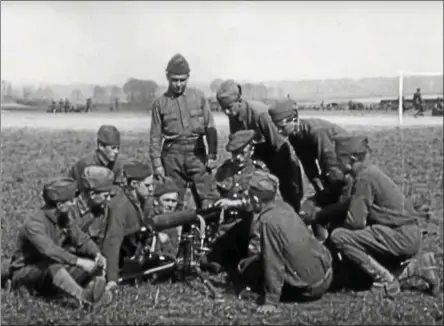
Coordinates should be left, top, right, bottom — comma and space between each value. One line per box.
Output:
328, 135, 439, 297
8, 178, 111, 307
241, 171, 333, 314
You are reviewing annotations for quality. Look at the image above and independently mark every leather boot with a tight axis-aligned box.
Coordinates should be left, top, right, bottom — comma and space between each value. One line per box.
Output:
396, 252, 439, 297
81, 276, 112, 308
362, 255, 400, 298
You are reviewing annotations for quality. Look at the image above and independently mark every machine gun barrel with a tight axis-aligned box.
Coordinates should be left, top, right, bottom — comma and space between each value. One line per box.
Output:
150, 206, 222, 232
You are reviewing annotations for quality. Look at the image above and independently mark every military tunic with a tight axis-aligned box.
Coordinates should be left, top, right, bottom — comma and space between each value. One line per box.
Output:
149, 88, 218, 210
288, 118, 346, 197
68, 150, 126, 190
330, 163, 421, 270
228, 100, 303, 212
9, 207, 99, 291
246, 200, 333, 305
101, 190, 147, 283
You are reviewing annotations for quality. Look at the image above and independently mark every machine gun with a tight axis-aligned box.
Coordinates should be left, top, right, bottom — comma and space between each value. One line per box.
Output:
117, 205, 225, 298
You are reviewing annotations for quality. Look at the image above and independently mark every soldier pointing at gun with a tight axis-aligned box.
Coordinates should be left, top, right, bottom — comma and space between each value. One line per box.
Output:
149, 53, 218, 211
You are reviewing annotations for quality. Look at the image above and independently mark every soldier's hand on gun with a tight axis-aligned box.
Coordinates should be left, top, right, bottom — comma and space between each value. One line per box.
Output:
158, 232, 170, 244
214, 198, 238, 210
76, 258, 97, 273
154, 166, 166, 180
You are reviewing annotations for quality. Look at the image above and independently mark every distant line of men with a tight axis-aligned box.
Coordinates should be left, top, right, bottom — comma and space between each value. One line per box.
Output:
3, 53, 439, 314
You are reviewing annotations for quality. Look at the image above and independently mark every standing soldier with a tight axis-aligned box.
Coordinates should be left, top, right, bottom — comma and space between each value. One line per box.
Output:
216, 80, 303, 213
238, 170, 333, 314
326, 135, 439, 297
413, 88, 424, 117
149, 53, 218, 211
68, 125, 126, 189
86, 98, 92, 112
6, 178, 111, 307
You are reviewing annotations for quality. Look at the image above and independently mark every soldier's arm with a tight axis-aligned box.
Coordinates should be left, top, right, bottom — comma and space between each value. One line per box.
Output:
149, 99, 163, 170
101, 203, 126, 283
344, 176, 374, 229
201, 96, 218, 159
24, 218, 80, 265
260, 221, 286, 305
257, 114, 285, 151
314, 130, 344, 187
67, 219, 101, 258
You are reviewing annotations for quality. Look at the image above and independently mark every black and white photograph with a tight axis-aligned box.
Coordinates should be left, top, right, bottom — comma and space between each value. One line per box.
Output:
1, 1, 443, 324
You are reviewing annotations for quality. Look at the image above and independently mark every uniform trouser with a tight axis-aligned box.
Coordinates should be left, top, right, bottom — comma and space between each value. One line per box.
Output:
330, 223, 421, 274
162, 139, 210, 211
10, 263, 90, 295
253, 142, 303, 213
207, 213, 254, 271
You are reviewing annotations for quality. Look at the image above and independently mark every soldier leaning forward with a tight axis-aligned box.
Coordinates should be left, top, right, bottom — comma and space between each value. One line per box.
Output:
7, 178, 111, 307
70, 166, 117, 246
268, 99, 350, 206
149, 53, 218, 211
311, 135, 439, 297
68, 125, 126, 191
205, 130, 279, 273
239, 171, 333, 314
216, 80, 303, 213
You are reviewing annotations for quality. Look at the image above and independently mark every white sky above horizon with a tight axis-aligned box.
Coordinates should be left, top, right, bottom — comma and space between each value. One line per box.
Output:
1, 1, 443, 86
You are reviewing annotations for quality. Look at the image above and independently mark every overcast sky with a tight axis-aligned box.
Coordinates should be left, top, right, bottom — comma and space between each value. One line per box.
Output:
1, 1, 443, 85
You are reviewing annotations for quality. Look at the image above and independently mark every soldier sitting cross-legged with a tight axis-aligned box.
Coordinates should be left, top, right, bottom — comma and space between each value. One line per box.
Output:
6, 178, 111, 308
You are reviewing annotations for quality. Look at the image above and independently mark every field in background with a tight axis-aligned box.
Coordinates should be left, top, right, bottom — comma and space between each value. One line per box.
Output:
1, 112, 443, 325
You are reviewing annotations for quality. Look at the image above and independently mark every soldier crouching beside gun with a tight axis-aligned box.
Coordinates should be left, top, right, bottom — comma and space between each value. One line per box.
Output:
203, 130, 282, 276
237, 171, 333, 314
5, 178, 111, 308
304, 135, 439, 297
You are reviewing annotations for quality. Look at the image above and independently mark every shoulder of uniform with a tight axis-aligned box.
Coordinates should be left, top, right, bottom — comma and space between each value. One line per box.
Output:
252, 159, 268, 171
248, 100, 270, 114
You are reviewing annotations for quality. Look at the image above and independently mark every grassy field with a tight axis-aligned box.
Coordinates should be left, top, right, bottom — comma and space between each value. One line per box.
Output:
1, 114, 443, 325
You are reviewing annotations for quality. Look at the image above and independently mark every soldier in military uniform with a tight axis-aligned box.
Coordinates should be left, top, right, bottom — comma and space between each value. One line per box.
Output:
325, 135, 439, 297
216, 80, 303, 213
205, 130, 276, 273
68, 125, 126, 190
7, 178, 111, 307
239, 170, 333, 314
149, 53, 218, 211
70, 166, 117, 247
413, 88, 424, 117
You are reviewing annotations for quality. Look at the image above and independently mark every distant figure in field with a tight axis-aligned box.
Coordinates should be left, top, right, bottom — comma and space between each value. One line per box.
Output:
413, 88, 424, 117
86, 98, 92, 112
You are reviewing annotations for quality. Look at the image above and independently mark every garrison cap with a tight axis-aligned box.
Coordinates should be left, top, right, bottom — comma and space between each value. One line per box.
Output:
216, 80, 241, 108
97, 125, 120, 146
123, 162, 153, 180
43, 177, 78, 203
154, 177, 180, 197
81, 166, 116, 192
248, 170, 279, 201
226, 130, 256, 152
335, 135, 370, 155
166, 53, 190, 75
268, 99, 298, 123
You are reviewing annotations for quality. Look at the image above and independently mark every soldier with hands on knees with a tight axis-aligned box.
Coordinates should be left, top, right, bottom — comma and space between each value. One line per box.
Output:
7, 178, 111, 307
149, 53, 218, 211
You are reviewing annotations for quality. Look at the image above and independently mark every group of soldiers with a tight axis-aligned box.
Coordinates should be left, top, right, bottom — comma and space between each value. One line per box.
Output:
47, 98, 93, 113
2, 53, 440, 314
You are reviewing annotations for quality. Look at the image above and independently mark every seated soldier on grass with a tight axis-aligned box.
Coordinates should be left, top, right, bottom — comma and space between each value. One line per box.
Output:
101, 162, 172, 291
70, 166, 117, 245
204, 130, 282, 275
6, 178, 111, 308
68, 125, 126, 190
238, 170, 333, 314
316, 134, 439, 297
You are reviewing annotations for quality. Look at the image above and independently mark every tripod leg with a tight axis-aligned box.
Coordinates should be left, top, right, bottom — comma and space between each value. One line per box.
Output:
194, 266, 222, 300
